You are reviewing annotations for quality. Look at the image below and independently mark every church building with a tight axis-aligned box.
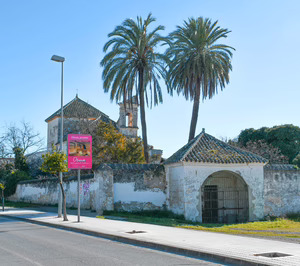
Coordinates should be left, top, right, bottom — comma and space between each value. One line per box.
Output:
45, 94, 162, 158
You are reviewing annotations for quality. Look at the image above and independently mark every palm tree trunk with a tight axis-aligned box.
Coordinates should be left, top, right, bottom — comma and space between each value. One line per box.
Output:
59, 182, 68, 221
188, 86, 201, 142
139, 69, 149, 163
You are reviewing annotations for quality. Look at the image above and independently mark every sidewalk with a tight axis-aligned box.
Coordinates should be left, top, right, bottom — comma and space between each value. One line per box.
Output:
1, 208, 300, 266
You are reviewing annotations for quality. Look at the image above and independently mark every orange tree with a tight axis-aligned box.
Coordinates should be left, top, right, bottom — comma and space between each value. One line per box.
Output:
40, 147, 68, 221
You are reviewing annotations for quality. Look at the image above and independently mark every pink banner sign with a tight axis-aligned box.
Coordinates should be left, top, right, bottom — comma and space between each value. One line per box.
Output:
68, 134, 92, 169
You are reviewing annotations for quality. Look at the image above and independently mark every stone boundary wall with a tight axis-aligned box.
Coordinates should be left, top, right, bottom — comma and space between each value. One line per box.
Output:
9, 172, 113, 214
10, 163, 167, 213
11, 162, 299, 217
96, 163, 167, 212
264, 164, 300, 216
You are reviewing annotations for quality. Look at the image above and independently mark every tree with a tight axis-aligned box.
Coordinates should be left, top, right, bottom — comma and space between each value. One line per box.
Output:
13, 147, 29, 173
237, 124, 300, 163
0, 182, 4, 211
3, 170, 30, 197
64, 118, 145, 168
1, 121, 44, 156
238, 127, 268, 146
101, 13, 167, 163
0, 149, 30, 198
292, 153, 300, 168
166, 17, 234, 142
243, 140, 288, 164
0, 141, 7, 158
41, 147, 68, 221
93, 121, 145, 166
27, 155, 46, 178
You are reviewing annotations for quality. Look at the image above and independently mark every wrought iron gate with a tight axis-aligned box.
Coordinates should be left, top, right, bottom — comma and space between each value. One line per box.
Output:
202, 185, 249, 224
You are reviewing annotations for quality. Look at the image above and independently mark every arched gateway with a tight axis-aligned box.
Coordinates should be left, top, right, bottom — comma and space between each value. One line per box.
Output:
165, 129, 267, 223
202, 171, 249, 224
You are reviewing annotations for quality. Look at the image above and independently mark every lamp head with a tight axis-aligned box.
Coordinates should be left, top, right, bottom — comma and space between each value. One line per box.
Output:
51, 55, 65, 62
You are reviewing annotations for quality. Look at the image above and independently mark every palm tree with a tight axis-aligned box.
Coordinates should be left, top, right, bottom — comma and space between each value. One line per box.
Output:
166, 17, 235, 142
101, 13, 167, 163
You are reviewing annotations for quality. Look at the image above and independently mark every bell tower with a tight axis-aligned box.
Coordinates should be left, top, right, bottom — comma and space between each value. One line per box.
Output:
118, 96, 139, 138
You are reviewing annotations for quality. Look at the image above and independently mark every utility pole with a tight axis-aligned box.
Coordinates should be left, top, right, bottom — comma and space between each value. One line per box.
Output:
51, 55, 65, 218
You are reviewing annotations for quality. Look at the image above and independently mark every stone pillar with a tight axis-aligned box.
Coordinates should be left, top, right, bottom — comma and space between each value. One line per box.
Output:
95, 170, 114, 215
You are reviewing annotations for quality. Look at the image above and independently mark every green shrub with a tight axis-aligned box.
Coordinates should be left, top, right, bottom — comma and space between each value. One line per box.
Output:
4, 170, 30, 197
103, 210, 185, 220
286, 212, 300, 222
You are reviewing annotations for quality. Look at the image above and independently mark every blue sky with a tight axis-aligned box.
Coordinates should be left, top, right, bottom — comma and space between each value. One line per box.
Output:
1, 0, 299, 158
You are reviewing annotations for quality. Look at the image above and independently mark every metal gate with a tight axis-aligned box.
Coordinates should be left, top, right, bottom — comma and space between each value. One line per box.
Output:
202, 185, 249, 224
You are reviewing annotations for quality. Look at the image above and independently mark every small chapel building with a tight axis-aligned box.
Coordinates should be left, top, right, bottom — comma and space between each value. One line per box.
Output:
165, 129, 269, 223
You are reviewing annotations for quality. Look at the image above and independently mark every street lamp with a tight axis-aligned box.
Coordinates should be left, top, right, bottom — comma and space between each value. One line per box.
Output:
51, 55, 65, 218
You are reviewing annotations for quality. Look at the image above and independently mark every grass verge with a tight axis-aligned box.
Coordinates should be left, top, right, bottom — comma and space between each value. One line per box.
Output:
101, 210, 300, 240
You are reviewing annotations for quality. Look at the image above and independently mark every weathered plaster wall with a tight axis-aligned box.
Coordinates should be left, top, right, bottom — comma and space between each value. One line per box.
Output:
14, 162, 300, 220
114, 183, 165, 211
10, 164, 166, 213
47, 118, 59, 151
95, 170, 114, 213
264, 165, 300, 216
166, 164, 185, 215
10, 172, 114, 215
166, 162, 265, 222
109, 164, 166, 211
11, 178, 59, 206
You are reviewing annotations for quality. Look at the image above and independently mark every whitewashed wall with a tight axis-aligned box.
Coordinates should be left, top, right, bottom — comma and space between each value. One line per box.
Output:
9, 172, 114, 214
110, 164, 167, 211
166, 162, 266, 222
166, 164, 185, 215
264, 165, 300, 216
47, 118, 59, 150
10, 164, 166, 213
114, 183, 166, 210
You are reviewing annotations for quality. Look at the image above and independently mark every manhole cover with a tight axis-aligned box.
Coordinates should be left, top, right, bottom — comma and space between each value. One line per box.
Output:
254, 252, 292, 258
126, 230, 146, 234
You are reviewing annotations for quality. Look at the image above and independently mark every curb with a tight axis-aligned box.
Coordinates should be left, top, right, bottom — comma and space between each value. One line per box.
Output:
2, 214, 269, 266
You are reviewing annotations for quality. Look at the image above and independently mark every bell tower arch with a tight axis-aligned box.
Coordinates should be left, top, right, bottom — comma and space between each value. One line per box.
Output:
118, 96, 139, 138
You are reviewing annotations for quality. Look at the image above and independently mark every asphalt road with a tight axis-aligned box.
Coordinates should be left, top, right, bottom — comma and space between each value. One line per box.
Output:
0, 216, 224, 266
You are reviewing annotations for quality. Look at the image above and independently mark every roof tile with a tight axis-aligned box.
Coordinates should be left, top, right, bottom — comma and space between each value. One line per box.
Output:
45, 95, 109, 122
165, 131, 268, 165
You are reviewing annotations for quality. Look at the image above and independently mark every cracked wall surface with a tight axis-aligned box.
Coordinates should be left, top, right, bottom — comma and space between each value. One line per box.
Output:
109, 165, 166, 211
264, 167, 300, 216
10, 163, 300, 219
166, 162, 265, 222
9, 175, 106, 213
10, 164, 166, 213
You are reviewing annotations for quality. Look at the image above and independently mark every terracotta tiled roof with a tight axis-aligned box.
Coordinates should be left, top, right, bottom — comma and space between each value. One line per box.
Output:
45, 95, 110, 122
165, 130, 268, 165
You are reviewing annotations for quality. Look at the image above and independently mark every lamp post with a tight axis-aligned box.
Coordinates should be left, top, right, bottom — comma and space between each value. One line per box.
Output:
51, 55, 65, 218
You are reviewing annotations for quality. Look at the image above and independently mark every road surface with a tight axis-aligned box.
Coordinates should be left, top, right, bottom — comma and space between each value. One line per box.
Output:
0, 216, 224, 266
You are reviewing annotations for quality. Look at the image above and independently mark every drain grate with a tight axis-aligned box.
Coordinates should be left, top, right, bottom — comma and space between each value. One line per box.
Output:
126, 230, 146, 234
254, 252, 292, 258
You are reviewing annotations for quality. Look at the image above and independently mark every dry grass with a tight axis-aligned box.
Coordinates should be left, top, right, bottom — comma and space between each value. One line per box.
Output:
180, 219, 300, 239
100, 211, 300, 240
